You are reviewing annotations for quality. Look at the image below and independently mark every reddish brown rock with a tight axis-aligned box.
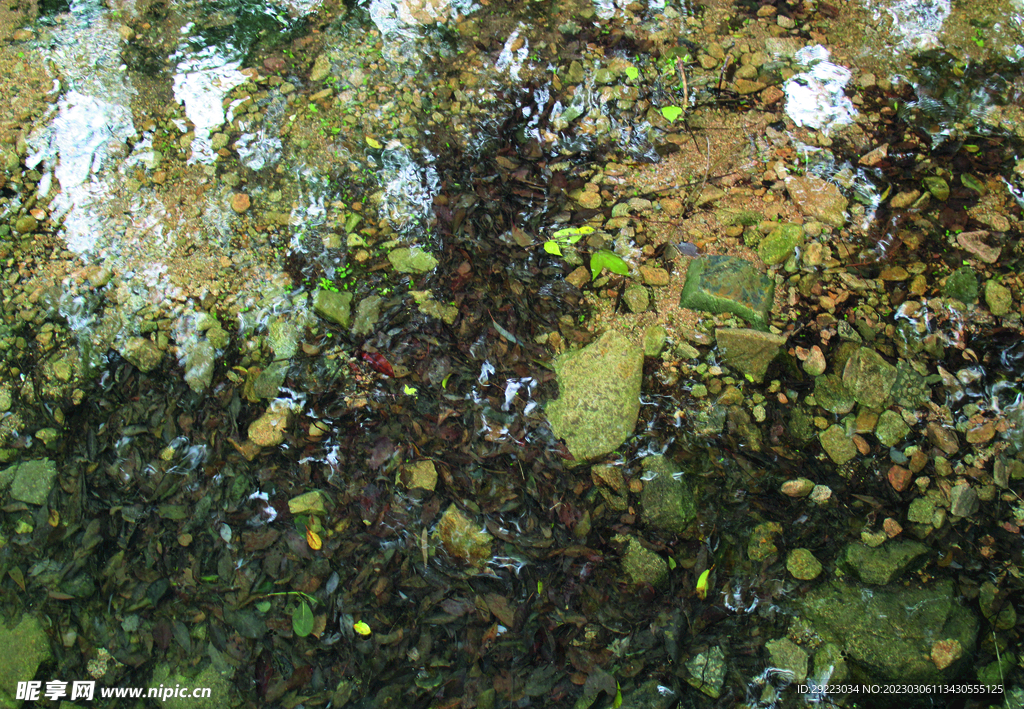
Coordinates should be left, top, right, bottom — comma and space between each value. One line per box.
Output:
231, 193, 251, 214
965, 421, 995, 444
926, 422, 959, 455
263, 56, 287, 73
639, 266, 670, 287
883, 517, 903, 537
888, 464, 912, 492
930, 639, 963, 670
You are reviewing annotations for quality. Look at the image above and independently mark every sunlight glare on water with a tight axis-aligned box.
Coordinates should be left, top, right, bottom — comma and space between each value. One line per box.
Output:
783, 45, 857, 135
27, 0, 136, 253
865, 0, 951, 52
171, 34, 248, 165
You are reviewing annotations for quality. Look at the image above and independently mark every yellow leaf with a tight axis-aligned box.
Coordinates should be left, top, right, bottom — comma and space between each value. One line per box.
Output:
696, 568, 712, 599
306, 528, 322, 550
403, 384, 418, 396
354, 621, 372, 636
365, 136, 382, 149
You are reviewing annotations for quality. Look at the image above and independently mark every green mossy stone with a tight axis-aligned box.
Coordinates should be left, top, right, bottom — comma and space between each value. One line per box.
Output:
389, 247, 438, 273
546, 330, 643, 465
758, 222, 804, 265
943, 266, 979, 304
313, 289, 353, 328
875, 409, 910, 446
678, 255, 774, 331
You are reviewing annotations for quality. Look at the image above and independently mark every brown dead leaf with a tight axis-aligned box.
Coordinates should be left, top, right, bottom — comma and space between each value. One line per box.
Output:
484, 593, 516, 627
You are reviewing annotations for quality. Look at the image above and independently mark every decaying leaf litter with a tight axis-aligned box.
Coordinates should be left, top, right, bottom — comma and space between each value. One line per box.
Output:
0, 0, 1023, 707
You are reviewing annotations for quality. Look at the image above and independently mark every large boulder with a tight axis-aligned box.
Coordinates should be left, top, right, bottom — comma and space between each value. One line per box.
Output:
800, 579, 977, 685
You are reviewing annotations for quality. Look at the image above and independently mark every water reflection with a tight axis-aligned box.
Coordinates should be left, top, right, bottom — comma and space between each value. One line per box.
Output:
171, 39, 248, 165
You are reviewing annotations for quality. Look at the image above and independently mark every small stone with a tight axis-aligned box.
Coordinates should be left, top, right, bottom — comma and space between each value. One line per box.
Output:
860, 529, 886, 547
623, 283, 650, 313
591, 464, 625, 492
310, 53, 332, 82
621, 536, 668, 586
733, 79, 766, 95
639, 265, 670, 286
875, 409, 910, 446
313, 289, 353, 328
985, 280, 1012, 316
786, 548, 823, 580
577, 190, 602, 209
685, 646, 727, 698
248, 401, 293, 447
643, 325, 667, 357
8, 459, 59, 506
930, 639, 963, 671
758, 223, 804, 265
802, 345, 826, 376
926, 422, 959, 455
965, 421, 995, 444
907, 497, 935, 524
748, 521, 783, 562
949, 483, 979, 517
15, 215, 38, 234
810, 485, 832, 504
765, 638, 808, 684
883, 517, 902, 537
351, 295, 383, 336
403, 460, 437, 491
956, 231, 1000, 264
435, 504, 492, 568
943, 266, 979, 304
887, 465, 912, 492
566, 266, 590, 288
388, 247, 438, 273
781, 478, 815, 497
859, 144, 888, 166
879, 266, 909, 281
820, 424, 858, 464
890, 189, 921, 209
231, 193, 251, 213
118, 337, 163, 373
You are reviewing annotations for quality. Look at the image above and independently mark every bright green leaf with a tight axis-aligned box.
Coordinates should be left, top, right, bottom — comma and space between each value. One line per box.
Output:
551, 226, 594, 241
624, 66, 639, 81
293, 601, 314, 637
544, 240, 563, 256
660, 105, 683, 123
590, 250, 629, 280
403, 384, 418, 396
365, 136, 383, 149
354, 621, 372, 636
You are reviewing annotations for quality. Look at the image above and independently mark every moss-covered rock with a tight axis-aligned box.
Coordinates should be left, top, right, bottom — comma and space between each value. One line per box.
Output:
546, 330, 642, 465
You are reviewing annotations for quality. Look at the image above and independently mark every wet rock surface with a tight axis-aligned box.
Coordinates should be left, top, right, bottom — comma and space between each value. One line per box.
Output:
800, 579, 979, 685
546, 329, 642, 464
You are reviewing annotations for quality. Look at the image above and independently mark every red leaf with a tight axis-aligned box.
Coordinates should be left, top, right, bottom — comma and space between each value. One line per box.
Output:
361, 351, 395, 377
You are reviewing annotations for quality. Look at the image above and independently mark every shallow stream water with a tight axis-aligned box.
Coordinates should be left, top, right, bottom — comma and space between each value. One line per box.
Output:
1, 0, 1023, 706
